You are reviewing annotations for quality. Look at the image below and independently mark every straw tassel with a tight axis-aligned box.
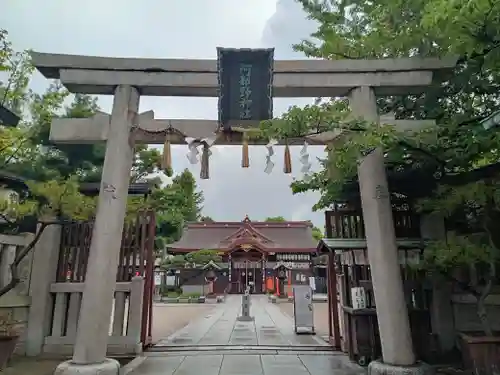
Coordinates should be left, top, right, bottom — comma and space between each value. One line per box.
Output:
283, 140, 292, 174
242, 133, 249, 168
161, 133, 172, 171
200, 143, 210, 180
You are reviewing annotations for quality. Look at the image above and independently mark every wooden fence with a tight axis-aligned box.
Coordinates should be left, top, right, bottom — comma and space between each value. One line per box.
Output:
43, 211, 155, 355
325, 209, 420, 239
324, 209, 435, 364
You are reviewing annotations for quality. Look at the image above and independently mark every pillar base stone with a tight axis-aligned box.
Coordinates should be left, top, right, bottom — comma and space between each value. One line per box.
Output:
237, 315, 254, 321
368, 360, 435, 375
54, 358, 120, 375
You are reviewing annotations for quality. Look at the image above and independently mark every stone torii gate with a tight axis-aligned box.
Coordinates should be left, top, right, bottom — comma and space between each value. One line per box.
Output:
30, 52, 456, 375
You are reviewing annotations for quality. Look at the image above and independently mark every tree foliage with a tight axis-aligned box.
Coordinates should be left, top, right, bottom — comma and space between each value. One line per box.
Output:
251, 0, 500, 335
146, 169, 204, 251
311, 226, 323, 242
264, 216, 287, 222
162, 249, 221, 269
0, 30, 206, 296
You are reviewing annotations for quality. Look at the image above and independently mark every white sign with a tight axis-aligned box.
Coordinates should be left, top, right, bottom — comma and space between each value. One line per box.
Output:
266, 261, 310, 269
166, 275, 176, 286
293, 285, 315, 334
154, 274, 162, 286
309, 277, 316, 291
351, 287, 367, 310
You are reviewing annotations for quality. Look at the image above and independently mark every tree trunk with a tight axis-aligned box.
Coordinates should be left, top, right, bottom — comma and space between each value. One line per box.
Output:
0, 222, 53, 298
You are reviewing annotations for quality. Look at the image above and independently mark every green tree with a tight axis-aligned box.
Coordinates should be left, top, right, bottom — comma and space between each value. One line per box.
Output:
146, 169, 205, 253
0, 178, 96, 297
264, 216, 286, 222
311, 226, 323, 242
0, 29, 207, 295
254, 0, 500, 210
200, 216, 214, 222
256, 0, 500, 337
0, 29, 163, 183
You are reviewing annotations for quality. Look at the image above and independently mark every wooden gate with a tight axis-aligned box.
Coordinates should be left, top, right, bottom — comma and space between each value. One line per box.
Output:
57, 210, 156, 350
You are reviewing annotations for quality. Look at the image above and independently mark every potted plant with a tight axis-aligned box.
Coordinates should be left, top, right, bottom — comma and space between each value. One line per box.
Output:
0, 313, 20, 370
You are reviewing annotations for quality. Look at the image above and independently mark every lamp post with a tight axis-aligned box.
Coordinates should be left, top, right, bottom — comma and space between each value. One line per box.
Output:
275, 263, 291, 298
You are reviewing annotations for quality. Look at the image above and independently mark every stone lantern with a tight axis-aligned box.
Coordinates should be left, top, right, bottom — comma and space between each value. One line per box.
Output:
202, 260, 220, 297
274, 262, 291, 298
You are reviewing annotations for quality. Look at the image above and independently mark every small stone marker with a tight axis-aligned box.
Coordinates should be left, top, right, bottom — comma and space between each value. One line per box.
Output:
237, 288, 254, 321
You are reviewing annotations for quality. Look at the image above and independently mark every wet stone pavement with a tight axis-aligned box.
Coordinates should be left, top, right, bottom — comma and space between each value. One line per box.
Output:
129, 295, 365, 375
155, 294, 327, 347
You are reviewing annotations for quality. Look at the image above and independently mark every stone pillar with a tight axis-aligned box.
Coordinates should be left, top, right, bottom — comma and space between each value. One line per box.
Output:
349, 87, 416, 367
421, 215, 455, 353
55, 85, 139, 375
237, 292, 254, 321
25, 222, 62, 356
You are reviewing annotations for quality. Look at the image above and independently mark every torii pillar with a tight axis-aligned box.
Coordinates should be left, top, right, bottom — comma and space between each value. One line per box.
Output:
349, 86, 433, 375
55, 85, 142, 375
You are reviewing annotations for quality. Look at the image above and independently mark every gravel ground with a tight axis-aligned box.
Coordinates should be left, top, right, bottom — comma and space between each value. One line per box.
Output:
277, 301, 330, 338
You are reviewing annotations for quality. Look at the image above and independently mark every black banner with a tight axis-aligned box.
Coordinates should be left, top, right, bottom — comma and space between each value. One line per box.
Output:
217, 48, 274, 131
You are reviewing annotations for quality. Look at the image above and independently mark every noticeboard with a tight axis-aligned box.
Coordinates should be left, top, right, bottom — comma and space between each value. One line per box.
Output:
293, 285, 315, 334
217, 48, 274, 131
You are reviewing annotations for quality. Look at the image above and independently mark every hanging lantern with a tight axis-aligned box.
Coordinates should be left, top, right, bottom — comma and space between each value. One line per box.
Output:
205, 268, 216, 281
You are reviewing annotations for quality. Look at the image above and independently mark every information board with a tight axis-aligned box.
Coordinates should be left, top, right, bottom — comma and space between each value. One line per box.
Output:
293, 285, 315, 334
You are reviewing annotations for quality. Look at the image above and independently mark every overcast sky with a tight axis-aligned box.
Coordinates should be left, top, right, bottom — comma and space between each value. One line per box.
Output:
1, 0, 327, 227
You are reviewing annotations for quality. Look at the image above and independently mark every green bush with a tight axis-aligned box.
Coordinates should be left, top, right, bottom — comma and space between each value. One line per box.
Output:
161, 290, 180, 298
180, 292, 202, 298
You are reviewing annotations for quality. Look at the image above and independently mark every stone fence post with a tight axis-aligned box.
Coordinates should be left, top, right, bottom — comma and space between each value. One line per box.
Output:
25, 222, 62, 356
126, 276, 144, 347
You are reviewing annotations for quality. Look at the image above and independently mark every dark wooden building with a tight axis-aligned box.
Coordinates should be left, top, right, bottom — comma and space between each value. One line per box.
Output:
168, 216, 317, 295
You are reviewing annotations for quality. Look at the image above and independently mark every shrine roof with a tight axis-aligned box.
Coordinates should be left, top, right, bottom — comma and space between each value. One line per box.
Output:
168, 217, 317, 253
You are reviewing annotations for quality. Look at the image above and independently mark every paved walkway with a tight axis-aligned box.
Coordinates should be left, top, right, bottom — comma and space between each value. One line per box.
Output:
127, 295, 365, 375
155, 295, 327, 347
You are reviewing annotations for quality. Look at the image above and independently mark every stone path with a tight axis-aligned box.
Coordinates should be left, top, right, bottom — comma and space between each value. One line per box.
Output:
126, 295, 365, 375
155, 295, 327, 347
131, 353, 365, 375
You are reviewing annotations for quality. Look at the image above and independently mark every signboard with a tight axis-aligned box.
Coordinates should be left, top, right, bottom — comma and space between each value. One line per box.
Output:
265, 261, 310, 270
166, 276, 176, 286
309, 276, 316, 291
217, 48, 274, 131
293, 285, 315, 334
351, 287, 367, 310
154, 274, 162, 286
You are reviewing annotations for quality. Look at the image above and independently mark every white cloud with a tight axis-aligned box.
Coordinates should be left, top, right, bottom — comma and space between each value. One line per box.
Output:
1, 0, 327, 227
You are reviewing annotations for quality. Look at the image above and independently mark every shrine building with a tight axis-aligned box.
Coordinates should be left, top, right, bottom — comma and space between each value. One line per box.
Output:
167, 216, 317, 295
